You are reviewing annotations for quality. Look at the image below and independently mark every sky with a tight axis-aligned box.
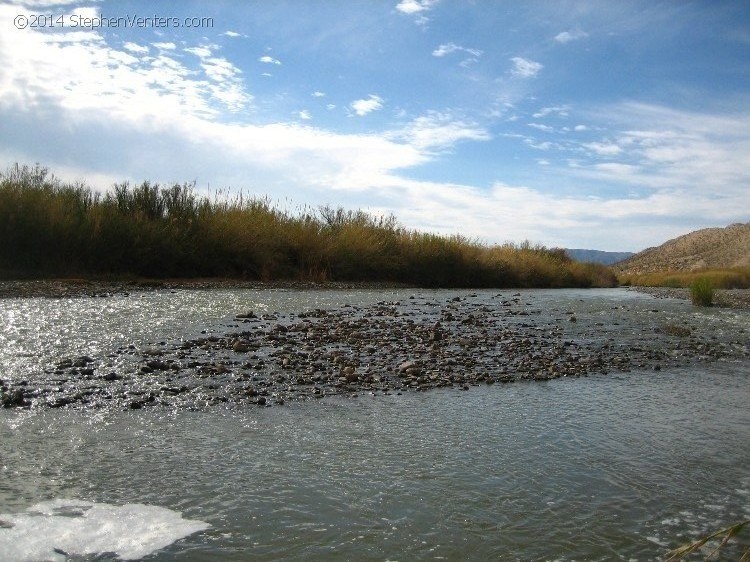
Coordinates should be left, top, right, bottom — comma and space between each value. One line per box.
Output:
1, 1, 749, 252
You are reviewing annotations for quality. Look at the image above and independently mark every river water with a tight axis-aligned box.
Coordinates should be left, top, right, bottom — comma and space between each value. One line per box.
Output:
1, 288, 748, 561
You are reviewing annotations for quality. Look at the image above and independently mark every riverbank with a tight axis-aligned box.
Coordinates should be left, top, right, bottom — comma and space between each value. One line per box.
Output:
630, 286, 750, 309
0, 278, 412, 299
4, 279, 750, 310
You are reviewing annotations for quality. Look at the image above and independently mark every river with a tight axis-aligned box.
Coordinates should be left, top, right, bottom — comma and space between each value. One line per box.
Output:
1, 288, 748, 561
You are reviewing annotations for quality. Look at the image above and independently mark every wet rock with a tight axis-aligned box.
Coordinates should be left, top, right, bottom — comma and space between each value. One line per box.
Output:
1, 388, 25, 407
73, 356, 94, 368
146, 360, 169, 371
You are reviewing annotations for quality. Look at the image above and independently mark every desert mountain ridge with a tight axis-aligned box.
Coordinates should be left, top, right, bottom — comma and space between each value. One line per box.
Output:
564, 249, 635, 265
615, 222, 750, 274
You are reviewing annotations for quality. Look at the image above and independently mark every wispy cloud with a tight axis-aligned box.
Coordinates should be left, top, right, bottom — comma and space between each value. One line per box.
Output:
350, 95, 384, 116
432, 42, 482, 58
395, 0, 438, 26
395, 0, 437, 15
258, 55, 281, 65
554, 30, 588, 44
123, 42, 148, 55
527, 123, 555, 133
390, 111, 491, 151
312, 91, 326, 97
186, 46, 213, 59
432, 42, 482, 66
568, 102, 750, 197
533, 106, 569, 119
298, 110, 311, 120
222, 31, 244, 38
510, 57, 543, 78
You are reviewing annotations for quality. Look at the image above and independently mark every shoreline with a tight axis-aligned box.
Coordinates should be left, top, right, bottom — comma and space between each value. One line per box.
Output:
629, 286, 750, 310
0, 278, 413, 299
2, 278, 750, 310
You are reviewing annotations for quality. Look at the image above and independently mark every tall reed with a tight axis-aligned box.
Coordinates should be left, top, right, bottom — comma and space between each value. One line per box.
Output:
0, 164, 617, 288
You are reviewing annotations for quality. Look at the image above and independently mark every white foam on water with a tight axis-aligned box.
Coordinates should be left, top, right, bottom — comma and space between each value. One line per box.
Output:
0, 499, 210, 561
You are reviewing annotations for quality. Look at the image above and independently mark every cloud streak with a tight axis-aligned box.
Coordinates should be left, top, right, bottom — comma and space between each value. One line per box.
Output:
510, 57, 543, 78
350, 95, 384, 116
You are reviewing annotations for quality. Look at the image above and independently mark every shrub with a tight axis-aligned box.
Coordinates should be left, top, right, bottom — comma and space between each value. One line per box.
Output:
690, 277, 714, 306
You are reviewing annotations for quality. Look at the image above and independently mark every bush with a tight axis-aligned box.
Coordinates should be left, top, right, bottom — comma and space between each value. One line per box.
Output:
690, 277, 714, 306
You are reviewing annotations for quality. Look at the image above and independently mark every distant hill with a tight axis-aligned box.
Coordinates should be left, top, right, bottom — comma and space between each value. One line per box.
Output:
615, 222, 750, 274
565, 249, 635, 265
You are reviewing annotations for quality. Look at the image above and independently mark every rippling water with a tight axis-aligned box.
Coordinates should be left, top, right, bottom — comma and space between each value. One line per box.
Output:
1, 288, 749, 560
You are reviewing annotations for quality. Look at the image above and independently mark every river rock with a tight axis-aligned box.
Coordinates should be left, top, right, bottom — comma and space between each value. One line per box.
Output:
1, 388, 24, 407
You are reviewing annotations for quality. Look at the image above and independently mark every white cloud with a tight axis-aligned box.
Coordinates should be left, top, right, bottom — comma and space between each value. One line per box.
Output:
298, 110, 311, 120
510, 57, 543, 78
527, 122, 554, 132
259, 55, 281, 65
312, 91, 326, 97
222, 31, 243, 38
574, 124, 588, 131
390, 111, 491, 151
524, 139, 554, 151
395, 0, 438, 26
153, 42, 176, 50
583, 141, 622, 156
186, 46, 212, 59
395, 0, 437, 15
350, 95, 383, 116
550, 104, 750, 224
123, 42, 149, 55
432, 42, 482, 67
66, 6, 99, 23
432, 42, 460, 57
0, 10, 250, 120
554, 30, 588, 44
533, 106, 569, 119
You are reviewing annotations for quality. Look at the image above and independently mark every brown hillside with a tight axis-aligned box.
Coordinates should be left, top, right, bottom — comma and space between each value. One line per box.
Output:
616, 222, 750, 274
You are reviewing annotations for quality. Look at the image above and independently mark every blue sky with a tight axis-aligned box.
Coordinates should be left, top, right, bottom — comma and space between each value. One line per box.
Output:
1, 0, 749, 251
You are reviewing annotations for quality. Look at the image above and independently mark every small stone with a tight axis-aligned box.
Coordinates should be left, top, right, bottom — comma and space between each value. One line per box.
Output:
73, 356, 94, 368
232, 340, 250, 353
398, 360, 417, 373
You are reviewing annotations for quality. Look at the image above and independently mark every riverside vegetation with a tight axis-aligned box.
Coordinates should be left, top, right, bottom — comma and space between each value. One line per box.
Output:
0, 164, 615, 288
619, 269, 750, 307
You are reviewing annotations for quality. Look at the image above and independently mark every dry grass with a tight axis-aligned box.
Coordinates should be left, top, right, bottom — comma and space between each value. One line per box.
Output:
0, 164, 617, 288
665, 518, 750, 561
618, 268, 750, 290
